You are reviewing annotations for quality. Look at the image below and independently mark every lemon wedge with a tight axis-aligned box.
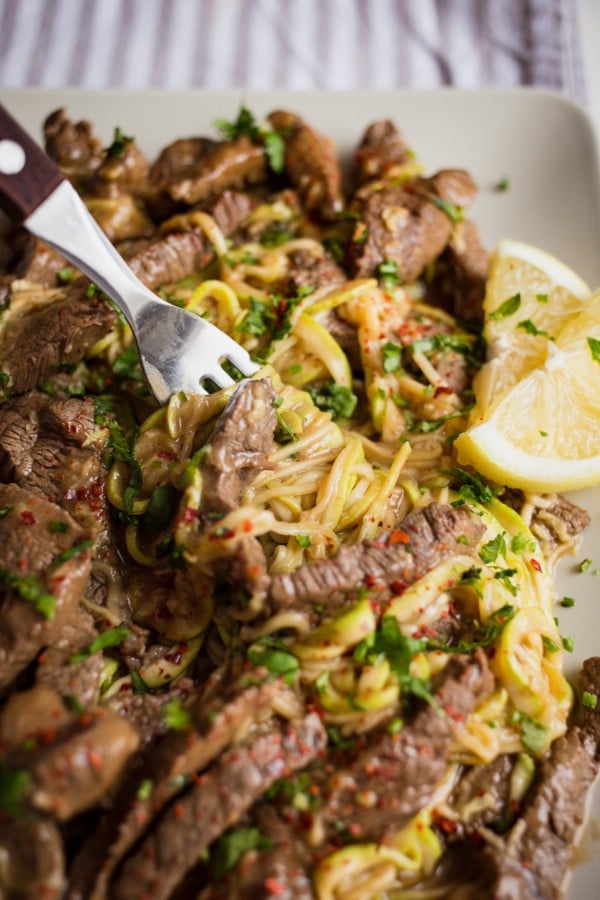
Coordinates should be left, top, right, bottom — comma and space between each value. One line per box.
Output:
470, 239, 592, 419
456, 290, 600, 492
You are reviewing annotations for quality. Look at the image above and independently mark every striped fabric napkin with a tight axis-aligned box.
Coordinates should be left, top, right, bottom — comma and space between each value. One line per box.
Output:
0, 0, 586, 98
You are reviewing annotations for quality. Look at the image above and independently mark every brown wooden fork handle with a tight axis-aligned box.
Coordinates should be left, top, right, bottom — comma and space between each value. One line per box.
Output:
0, 102, 65, 223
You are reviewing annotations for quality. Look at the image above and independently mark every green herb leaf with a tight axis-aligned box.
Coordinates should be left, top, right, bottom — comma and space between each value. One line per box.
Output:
295, 534, 312, 548
430, 195, 463, 223
105, 127, 134, 159
443, 466, 496, 505
51, 537, 94, 570
376, 258, 400, 289
211, 827, 273, 879
587, 336, 600, 364
517, 319, 551, 337
142, 484, 179, 532
248, 638, 299, 680
307, 381, 358, 420
479, 533, 507, 565
381, 341, 404, 374
69, 625, 130, 664
582, 691, 598, 709
0, 566, 55, 619
489, 293, 521, 322
163, 698, 192, 732
0, 765, 31, 817
511, 710, 547, 754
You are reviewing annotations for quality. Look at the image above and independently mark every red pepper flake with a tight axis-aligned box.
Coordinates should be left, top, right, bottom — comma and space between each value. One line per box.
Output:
390, 579, 407, 595
20, 510, 36, 525
157, 450, 176, 461
87, 749, 103, 770
242, 519, 253, 532
389, 529, 410, 545
265, 877, 285, 896
182, 507, 199, 524
529, 558, 542, 572
173, 803, 185, 819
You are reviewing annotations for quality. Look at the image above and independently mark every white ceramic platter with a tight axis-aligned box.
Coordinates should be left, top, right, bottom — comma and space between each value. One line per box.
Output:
2, 87, 600, 898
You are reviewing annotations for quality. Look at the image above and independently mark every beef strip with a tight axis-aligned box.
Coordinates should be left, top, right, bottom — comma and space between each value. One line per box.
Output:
268, 501, 484, 620
44, 107, 104, 186
68, 677, 280, 900
0, 483, 92, 689
283, 247, 346, 296
209, 189, 256, 236
214, 652, 493, 895
35, 606, 103, 709
111, 712, 327, 900
353, 118, 412, 186
0, 814, 66, 899
347, 169, 478, 281
201, 378, 278, 515
449, 753, 516, 832
501, 489, 590, 559
0, 394, 111, 545
167, 135, 267, 207
268, 110, 344, 220
125, 229, 215, 287
4, 708, 140, 821
578, 656, 600, 750
426, 219, 489, 326
455, 727, 598, 900
0, 283, 117, 396
314, 651, 493, 844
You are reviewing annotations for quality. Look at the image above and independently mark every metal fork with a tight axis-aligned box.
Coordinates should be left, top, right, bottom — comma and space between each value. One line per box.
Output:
0, 103, 259, 404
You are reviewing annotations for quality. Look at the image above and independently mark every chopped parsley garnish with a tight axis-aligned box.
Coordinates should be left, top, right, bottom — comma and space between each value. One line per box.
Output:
510, 532, 535, 554
105, 126, 134, 159
295, 534, 312, 548
112, 345, 144, 383
0, 567, 55, 619
494, 177, 510, 192
214, 105, 285, 173
376, 258, 400, 289
0, 765, 31, 817
587, 336, 600, 364
443, 466, 496, 505
48, 519, 69, 534
429, 195, 463, 223
142, 484, 180, 532
489, 293, 521, 322
274, 411, 298, 444
211, 827, 273, 879
69, 625, 130, 664
541, 635, 560, 654
354, 617, 436, 708
51, 538, 94, 570
0, 505, 13, 518
56, 266, 75, 284
579, 558, 593, 573
560, 596, 575, 608
517, 319, 551, 337
259, 223, 296, 248
381, 341, 404, 374
479, 533, 507, 565
582, 691, 598, 709
104, 418, 142, 512
163, 698, 192, 732
307, 381, 358, 420
511, 709, 547, 754
247, 637, 299, 684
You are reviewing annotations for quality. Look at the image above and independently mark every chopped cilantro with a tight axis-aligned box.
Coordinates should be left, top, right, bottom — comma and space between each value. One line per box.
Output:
511, 709, 547, 754
517, 319, 551, 337
142, 484, 179, 532
0, 567, 55, 619
51, 538, 94, 570
381, 341, 404, 374
247, 637, 299, 683
429, 195, 463, 223
443, 466, 496, 505
376, 258, 400, 289
56, 266, 75, 284
211, 827, 273, 879
489, 293, 521, 322
559, 596, 575, 608
579, 558, 593, 573
307, 381, 358, 420
105, 126, 134, 159
494, 176, 510, 192
163, 698, 192, 732
582, 691, 598, 709
587, 336, 600, 364
0, 765, 31, 817
214, 105, 285, 173
479, 533, 507, 565
295, 534, 312, 548
69, 625, 130, 664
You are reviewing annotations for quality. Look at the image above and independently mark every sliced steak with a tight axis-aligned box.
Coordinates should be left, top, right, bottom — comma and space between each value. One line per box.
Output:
348, 169, 478, 281
8, 232, 68, 286
5, 708, 139, 821
268, 501, 484, 620
44, 107, 104, 186
125, 229, 215, 287
35, 607, 103, 710
201, 378, 278, 515
579, 656, 600, 750
268, 110, 344, 220
0, 814, 66, 899
449, 753, 516, 833
167, 135, 267, 207
459, 726, 598, 900
0, 282, 116, 396
427, 219, 489, 325
284, 247, 346, 296
314, 651, 493, 844
353, 118, 412, 186
68, 677, 280, 900
0, 483, 92, 689
0, 394, 110, 543
111, 712, 327, 900
210, 189, 256, 236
